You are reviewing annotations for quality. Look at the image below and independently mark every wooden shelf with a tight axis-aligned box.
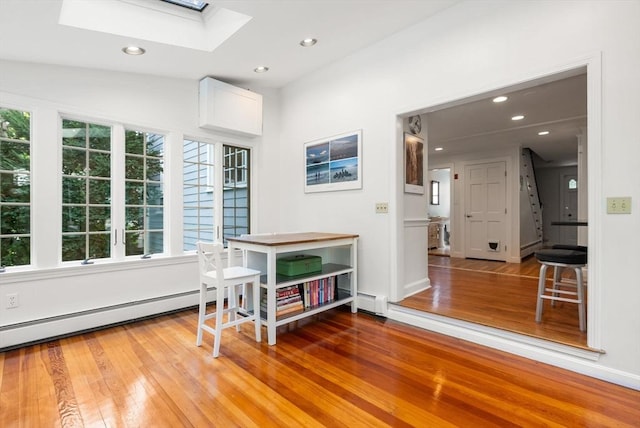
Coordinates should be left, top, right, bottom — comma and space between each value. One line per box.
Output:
260, 263, 353, 288
260, 290, 353, 325
227, 232, 358, 345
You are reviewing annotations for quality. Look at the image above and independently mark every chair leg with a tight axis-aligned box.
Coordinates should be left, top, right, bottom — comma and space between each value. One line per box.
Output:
252, 276, 262, 343
575, 267, 586, 332
213, 285, 225, 358
196, 282, 207, 346
535, 263, 548, 323
229, 284, 242, 333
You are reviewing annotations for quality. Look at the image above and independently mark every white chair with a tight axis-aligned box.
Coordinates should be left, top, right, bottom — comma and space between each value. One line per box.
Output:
196, 241, 262, 357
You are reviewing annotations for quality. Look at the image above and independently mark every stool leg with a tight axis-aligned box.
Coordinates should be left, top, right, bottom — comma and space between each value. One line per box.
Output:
252, 275, 262, 343
536, 264, 548, 323
575, 267, 586, 332
551, 266, 562, 307
196, 282, 207, 347
213, 285, 225, 358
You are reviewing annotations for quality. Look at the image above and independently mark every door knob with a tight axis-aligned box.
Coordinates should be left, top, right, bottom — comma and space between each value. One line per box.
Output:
466, 214, 472, 218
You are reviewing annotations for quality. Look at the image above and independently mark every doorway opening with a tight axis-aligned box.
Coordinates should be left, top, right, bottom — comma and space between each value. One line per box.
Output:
398, 67, 591, 350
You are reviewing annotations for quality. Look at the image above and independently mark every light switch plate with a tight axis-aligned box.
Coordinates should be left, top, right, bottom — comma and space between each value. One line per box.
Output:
607, 197, 632, 214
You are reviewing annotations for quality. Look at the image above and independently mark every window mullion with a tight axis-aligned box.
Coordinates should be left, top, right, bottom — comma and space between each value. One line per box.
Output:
111, 124, 126, 260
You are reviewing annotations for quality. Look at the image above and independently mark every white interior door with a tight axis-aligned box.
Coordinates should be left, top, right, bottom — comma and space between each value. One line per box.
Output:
464, 161, 507, 261
559, 173, 578, 245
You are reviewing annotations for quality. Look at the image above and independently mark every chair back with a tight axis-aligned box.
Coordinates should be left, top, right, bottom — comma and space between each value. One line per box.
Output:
196, 241, 225, 283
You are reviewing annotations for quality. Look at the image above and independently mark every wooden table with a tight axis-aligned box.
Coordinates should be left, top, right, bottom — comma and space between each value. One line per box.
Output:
227, 232, 359, 345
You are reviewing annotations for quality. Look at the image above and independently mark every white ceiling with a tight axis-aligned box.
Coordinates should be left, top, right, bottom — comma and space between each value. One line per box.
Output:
0, 0, 459, 88
0, 0, 586, 165
426, 70, 587, 167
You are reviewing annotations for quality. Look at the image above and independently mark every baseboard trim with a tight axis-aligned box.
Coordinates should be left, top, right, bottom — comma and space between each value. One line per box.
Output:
0, 290, 200, 350
387, 304, 640, 391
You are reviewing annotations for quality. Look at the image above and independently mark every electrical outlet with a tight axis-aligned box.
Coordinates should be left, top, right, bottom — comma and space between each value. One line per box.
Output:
6, 293, 19, 309
375, 202, 389, 214
607, 197, 632, 214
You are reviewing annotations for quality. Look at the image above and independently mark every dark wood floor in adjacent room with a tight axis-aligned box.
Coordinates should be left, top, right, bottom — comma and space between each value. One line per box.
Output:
2, 306, 638, 427
399, 255, 589, 349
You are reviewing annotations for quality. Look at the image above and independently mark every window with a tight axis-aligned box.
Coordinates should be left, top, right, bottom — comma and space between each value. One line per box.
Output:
430, 180, 440, 205
182, 141, 250, 250
61, 121, 165, 262
124, 130, 164, 256
0, 108, 31, 267
61, 119, 111, 261
183, 139, 214, 250
160, 0, 208, 12
223, 145, 249, 242
568, 178, 577, 190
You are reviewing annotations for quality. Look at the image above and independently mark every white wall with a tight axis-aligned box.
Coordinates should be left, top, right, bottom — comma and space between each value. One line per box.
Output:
272, 0, 640, 387
0, 61, 281, 347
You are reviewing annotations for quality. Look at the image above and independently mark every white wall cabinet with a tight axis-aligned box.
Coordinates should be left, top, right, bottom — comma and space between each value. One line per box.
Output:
199, 77, 263, 137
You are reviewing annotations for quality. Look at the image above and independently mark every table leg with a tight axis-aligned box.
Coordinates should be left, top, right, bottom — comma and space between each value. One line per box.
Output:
266, 249, 277, 345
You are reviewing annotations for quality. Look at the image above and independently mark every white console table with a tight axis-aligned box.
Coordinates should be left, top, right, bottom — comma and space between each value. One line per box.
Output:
227, 232, 358, 345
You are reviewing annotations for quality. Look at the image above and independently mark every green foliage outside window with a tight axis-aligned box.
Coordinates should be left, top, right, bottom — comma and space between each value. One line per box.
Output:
62, 119, 112, 261
124, 130, 164, 256
0, 108, 31, 267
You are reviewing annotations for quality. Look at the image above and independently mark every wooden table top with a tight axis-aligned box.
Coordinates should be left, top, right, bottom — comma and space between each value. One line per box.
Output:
227, 232, 359, 246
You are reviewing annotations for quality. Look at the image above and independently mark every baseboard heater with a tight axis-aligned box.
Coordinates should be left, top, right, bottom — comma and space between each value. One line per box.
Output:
0, 290, 199, 352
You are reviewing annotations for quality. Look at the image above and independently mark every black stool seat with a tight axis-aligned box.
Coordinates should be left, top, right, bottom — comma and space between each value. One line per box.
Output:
552, 244, 587, 254
535, 249, 587, 265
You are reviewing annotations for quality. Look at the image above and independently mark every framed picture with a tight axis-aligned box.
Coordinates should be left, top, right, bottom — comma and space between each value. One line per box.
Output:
404, 132, 424, 194
304, 130, 362, 193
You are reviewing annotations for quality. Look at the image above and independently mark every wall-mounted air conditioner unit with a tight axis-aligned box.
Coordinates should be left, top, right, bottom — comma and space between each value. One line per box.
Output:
199, 77, 263, 137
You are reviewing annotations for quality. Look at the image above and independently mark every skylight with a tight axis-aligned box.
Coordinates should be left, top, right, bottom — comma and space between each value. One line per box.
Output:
161, 0, 208, 12
59, 0, 251, 52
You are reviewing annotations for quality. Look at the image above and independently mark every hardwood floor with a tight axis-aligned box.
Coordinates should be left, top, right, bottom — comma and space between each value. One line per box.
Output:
399, 255, 588, 348
2, 307, 639, 427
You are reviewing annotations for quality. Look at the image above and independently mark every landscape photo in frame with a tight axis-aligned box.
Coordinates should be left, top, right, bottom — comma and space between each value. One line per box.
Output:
304, 130, 362, 193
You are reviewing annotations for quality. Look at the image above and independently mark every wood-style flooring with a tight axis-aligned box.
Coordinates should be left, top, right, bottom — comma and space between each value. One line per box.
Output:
398, 255, 588, 349
1, 307, 638, 427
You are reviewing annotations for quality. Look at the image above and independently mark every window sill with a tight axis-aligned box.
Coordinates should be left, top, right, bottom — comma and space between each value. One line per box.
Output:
0, 254, 197, 285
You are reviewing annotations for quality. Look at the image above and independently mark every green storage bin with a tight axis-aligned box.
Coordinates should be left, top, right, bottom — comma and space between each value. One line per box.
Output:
276, 254, 322, 276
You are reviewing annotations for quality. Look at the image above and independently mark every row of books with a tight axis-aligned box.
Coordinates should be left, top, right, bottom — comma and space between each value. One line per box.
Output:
259, 276, 339, 317
260, 285, 304, 316
299, 276, 337, 308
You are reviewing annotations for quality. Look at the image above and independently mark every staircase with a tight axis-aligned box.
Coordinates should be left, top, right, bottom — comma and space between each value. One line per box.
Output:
520, 148, 543, 257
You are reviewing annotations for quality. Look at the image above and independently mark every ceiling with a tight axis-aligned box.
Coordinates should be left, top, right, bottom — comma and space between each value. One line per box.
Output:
425, 70, 587, 167
0, 0, 586, 165
0, 0, 459, 88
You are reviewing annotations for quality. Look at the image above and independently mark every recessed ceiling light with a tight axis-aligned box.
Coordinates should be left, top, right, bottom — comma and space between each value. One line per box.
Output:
511, 115, 525, 121
122, 46, 146, 55
493, 96, 508, 103
300, 38, 318, 47
254, 66, 269, 73
538, 131, 550, 136
434, 147, 444, 151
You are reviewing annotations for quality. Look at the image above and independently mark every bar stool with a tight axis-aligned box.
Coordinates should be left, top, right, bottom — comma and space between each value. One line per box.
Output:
196, 241, 262, 357
534, 248, 587, 331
